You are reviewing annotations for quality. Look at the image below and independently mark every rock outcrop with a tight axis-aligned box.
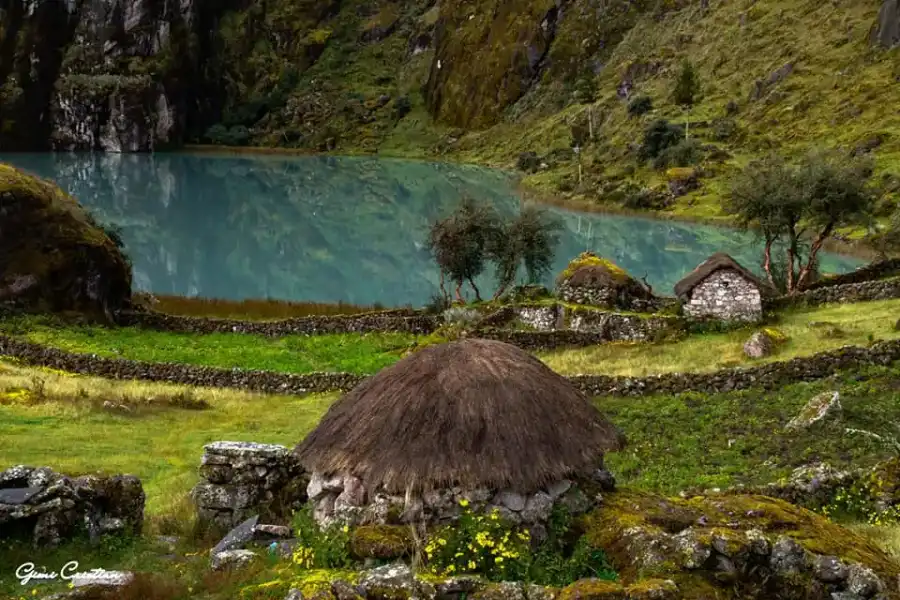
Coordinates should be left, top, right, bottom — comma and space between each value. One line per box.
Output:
0, 465, 144, 548
0, 0, 204, 152
0, 164, 132, 317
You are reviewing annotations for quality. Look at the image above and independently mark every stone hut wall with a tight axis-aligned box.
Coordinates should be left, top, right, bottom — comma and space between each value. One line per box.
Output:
683, 269, 762, 322
556, 281, 666, 313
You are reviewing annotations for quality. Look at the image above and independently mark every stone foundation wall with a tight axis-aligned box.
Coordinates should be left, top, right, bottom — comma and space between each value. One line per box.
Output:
2, 334, 899, 398
0, 465, 144, 547
306, 470, 605, 533
683, 269, 763, 322
191, 442, 309, 533
766, 276, 900, 310
116, 309, 441, 336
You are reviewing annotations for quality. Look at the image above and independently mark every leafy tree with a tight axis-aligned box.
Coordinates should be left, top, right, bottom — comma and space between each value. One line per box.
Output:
726, 152, 876, 293
638, 119, 684, 162
872, 208, 900, 259
426, 196, 501, 302
573, 74, 598, 104
672, 60, 700, 107
487, 205, 563, 299
426, 199, 562, 303
627, 94, 653, 117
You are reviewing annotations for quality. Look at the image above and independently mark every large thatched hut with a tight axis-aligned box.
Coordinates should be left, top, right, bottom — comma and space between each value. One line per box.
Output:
293, 338, 625, 528
555, 252, 656, 311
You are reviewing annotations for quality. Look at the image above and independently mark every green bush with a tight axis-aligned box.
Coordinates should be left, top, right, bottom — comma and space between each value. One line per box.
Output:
711, 116, 738, 141
627, 94, 653, 117
638, 119, 684, 162
573, 74, 598, 104
290, 504, 353, 569
652, 138, 702, 170
672, 60, 700, 107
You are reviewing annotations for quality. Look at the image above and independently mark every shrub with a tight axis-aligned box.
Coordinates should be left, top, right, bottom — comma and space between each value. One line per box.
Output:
393, 95, 412, 119
573, 74, 597, 104
711, 116, 738, 141
627, 94, 653, 117
619, 184, 671, 210
517, 151, 542, 173
672, 59, 700, 107
819, 470, 900, 526
652, 138, 702, 170
638, 119, 684, 162
290, 504, 353, 569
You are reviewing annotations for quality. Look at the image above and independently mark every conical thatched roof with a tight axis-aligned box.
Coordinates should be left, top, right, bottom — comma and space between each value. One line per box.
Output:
674, 252, 771, 299
293, 338, 625, 494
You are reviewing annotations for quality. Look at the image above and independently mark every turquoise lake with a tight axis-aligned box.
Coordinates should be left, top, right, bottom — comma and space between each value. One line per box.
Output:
2, 152, 864, 307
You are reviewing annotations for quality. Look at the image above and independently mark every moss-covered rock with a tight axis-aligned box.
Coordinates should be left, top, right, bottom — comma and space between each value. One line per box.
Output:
557, 578, 625, 600
581, 488, 900, 599
350, 525, 414, 559
0, 163, 132, 318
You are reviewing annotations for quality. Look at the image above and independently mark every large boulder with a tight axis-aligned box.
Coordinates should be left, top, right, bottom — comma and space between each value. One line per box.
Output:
0, 163, 132, 317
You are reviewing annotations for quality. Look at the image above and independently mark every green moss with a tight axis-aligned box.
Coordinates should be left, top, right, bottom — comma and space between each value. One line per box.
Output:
557, 252, 632, 284
582, 488, 900, 586
557, 578, 626, 600
349, 525, 414, 559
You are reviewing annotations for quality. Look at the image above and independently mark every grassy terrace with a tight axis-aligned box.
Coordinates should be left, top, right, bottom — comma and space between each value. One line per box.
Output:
3, 359, 899, 518
3, 298, 899, 377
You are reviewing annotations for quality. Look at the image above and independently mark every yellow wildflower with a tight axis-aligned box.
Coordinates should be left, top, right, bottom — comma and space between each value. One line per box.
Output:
459, 499, 470, 507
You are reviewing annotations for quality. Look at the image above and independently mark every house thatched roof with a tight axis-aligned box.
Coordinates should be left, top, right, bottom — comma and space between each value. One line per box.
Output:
674, 252, 770, 298
293, 338, 625, 494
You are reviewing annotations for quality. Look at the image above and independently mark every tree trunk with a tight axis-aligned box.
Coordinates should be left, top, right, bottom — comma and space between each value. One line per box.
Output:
439, 271, 449, 302
762, 237, 777, 290
786, 238, 797, 294
455, 281, 464, 303
796, 222, 834, 290
467, 277, 482, 302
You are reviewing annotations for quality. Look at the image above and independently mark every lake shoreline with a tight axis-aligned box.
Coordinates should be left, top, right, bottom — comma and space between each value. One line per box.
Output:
180, 143, 881, 263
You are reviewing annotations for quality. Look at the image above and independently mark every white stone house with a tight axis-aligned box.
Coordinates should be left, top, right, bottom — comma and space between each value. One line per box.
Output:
674, 253, 770, 322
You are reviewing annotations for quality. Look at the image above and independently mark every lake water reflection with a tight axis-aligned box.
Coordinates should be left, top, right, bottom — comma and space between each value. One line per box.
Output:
1, 152, 863, 307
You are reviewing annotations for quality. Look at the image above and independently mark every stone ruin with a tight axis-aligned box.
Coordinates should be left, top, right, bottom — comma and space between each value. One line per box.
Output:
0, 465, 144, 547
191, 441, 309, 533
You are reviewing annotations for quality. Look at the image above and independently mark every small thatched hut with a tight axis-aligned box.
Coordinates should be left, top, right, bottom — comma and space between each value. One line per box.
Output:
556, 252, 656, 311
674, 252, 771, 322
293, 338, 625, 527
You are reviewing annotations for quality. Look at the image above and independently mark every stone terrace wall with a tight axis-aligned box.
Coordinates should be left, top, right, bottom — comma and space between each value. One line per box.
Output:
116, 309, 441, 336
3, 333, 899, 398
766, 277, 900, 310
556, 281, 669, 313
802, 258, 900, 291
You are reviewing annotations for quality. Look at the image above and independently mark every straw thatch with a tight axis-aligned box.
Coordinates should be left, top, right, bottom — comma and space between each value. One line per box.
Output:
293, 338, 625, 495
674, 252, 770, 299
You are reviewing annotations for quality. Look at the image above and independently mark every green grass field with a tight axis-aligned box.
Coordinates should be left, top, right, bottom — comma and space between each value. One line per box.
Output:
5, 298, 898, 378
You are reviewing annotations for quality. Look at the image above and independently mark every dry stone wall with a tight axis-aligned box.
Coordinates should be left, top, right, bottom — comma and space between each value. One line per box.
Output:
116, 309, 441, 336
766, 277, 900, 310
191, 442, 309, 533
2, 334, 899, 398
802, 259, 900, 291
556, 281, 668, 313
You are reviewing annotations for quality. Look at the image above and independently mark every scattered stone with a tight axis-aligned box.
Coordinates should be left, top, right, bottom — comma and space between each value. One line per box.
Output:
210, 549, 257, 571
743, 331, 775, 358
253, 523, 292, 540
812, 555, 849, 583
846, 563, 884, 596
495, 490, 526, 512
785, 391, 841, 430
0, 486, 42, 504
211, 514, 259, 555
769, 536, 807, 574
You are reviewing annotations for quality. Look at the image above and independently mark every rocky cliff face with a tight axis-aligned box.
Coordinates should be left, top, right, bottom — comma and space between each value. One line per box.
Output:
0, 0, 205, 152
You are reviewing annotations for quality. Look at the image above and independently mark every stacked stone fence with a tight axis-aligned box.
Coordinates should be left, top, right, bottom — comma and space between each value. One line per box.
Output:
115, 309, 442, 336
765, 276, 900, 310
2, 333, 899, 398
802, 258, 900, 291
